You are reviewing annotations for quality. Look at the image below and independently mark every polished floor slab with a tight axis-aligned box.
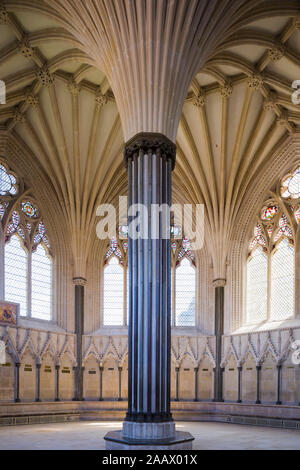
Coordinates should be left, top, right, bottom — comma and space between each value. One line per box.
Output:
0, 421, 299, 450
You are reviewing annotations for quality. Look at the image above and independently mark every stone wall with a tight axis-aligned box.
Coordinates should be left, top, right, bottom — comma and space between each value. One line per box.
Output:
0, 325, 299, 405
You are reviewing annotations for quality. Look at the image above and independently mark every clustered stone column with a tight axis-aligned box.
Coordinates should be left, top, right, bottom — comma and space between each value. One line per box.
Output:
73, 277, 86, 401
105, 133, 193, 448
55, 365, 60, 401
35, 363, 41, 402
99, 365, 104, 401
124, 133, 175, 440
14, 362, 20, 403
213, 279, 226, 402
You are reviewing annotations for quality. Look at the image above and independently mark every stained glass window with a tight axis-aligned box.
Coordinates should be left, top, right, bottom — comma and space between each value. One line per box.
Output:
0, 202, 8, 220
246, 247, 268, 324
175, 258, 196, 326
246, 167, 297, 326
32, 244, 52, 320
3, 200, 52, 320
105, 237, 123, 263
261, 204, 278, 221
270, 239, 295, 321
103, 256, 124, 326
22, 201, 38, 218
281, 167, 300, 199
5, 235, 28, 316
0, 164, 18, 196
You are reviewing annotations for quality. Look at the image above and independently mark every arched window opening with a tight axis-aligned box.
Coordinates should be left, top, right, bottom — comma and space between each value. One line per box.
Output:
32, 244, 52, 320
270, 239, 295, 321
172, 237, 196, 327
103, 255, 124, 326
246, 246, 268, 324
0, 169, 53, 322
245, 166, 298, 326
5, 234, 27, 316
175, 257, 196, 326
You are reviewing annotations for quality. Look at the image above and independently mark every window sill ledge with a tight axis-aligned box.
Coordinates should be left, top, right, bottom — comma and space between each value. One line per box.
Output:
19, 317, 66, 333
232, 317, 300, 335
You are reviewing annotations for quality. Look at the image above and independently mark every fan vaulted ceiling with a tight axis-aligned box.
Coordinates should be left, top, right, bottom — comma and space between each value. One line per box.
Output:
0, 1, 300, 278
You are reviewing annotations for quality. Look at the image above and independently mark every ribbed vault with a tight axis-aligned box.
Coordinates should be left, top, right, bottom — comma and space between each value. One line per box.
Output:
0, 1, 300, 282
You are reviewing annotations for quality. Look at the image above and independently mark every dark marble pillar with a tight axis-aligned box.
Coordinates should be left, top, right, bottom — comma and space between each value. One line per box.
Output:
124, 133, 175, 439
99, 365, 104, 401
118, 366, 123, 401
105, 133, 194, 446
237, 366, 242, 403
55, 365, 60, 401
256, 365, 261, 404
73, 277, 86, 401
14, 362, 20, 403
175, 367, 180, 402
276, 364, 282, 405
35, 363, 41, 402
213, 280, 225, 402
194, 367, 199, 402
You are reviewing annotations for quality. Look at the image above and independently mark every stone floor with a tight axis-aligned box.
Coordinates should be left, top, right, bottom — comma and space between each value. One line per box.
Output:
0, 421, 299, 450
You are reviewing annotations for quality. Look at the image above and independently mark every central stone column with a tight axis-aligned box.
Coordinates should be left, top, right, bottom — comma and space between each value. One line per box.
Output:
105, 133, 194, 449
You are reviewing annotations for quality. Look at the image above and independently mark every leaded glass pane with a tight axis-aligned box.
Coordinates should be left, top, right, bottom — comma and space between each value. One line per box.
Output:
5, 235, 27, 316
175, 258, 195, 326
103, 256, 124, 326
32, 244, 52, 320
0, 164, 18, 196
270, 239, 295, 321
246, 247, 268, 324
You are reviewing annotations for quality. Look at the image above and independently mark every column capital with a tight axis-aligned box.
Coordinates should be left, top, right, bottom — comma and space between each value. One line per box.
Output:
73, 276, 87, 286
124, 132, 176, 170
213, 278, 226, 288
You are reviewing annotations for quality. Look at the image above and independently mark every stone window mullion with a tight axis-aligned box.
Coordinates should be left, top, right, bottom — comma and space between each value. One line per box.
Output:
28, 249, 32, 318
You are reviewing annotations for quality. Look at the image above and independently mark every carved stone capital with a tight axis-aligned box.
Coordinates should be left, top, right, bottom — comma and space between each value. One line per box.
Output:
68, 80, 81, 96
220, 83, 233, 98
36, 67, 55, 88
263, 91, 277, 111
0, 4, 8, 24
73, 276, 87, 286
124, 132, 176, 170
13, 108, 25, 124
95, 92, 107, 107
267, 44, 285, 62
247, 74, 263, 90
18, 38, 34, 59
213, 278, 226, 288
26, 94, 39, 107
192, 90, 206, 107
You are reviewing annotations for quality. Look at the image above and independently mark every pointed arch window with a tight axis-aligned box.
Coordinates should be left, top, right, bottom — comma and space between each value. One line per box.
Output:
0, 163, 53, 321
245, 166, 298, 325
172, 237, 196, 327
102, 232, 197, 328
5, 234, 28, 316
103, 237, 127, 326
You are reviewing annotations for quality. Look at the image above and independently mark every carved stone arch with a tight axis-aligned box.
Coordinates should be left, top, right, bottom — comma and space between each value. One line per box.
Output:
102, 353, 119, 400
83, 354, 100, 401
1, 331, 19, 363
198, 352, 214, 401
1, 135, 73, 329
83, 350, 100, 367
230, 135, 300, 331
178, 352, 195, 401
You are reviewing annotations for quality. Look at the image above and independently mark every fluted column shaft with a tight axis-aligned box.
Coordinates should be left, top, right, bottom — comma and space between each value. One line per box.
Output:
125, 133, 175, 427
